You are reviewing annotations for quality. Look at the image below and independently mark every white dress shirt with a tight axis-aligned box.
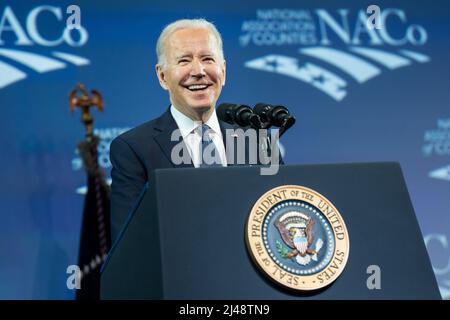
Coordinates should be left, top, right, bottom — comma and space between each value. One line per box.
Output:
170, 105, 227, 167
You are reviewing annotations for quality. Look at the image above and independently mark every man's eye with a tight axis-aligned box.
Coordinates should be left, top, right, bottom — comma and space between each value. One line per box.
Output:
204, 57, 215, 62
178, 59, 189, 64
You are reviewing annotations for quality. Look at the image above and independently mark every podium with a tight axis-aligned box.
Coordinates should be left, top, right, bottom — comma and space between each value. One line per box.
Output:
100, 163, 440, 299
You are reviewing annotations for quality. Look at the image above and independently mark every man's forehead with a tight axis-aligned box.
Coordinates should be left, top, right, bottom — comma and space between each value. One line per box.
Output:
170, 27, 214, 40
166, 28, 219, 53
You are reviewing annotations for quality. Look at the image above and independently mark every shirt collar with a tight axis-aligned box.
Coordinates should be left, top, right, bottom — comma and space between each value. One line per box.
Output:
170, 105, 222, 139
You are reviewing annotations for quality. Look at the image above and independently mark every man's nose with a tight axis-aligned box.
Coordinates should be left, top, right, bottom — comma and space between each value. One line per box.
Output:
190, 59, 206, 77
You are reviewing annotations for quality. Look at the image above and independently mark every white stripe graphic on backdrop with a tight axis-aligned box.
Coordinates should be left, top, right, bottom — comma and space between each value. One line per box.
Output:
429, 165, 450, 181
349, 47, 411, 69
245, 54, 347, 101
0, 48, 66, 72
0, 49, 90, 89
0, 60, 26, 89
299, 47, 381, 83
52, 51, 90, 66
245, 47, 431, 101
399, 49, 431, 63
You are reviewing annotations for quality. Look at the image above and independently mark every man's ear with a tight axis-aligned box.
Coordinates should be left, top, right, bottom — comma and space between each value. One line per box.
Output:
156, 64, 168, 90
222, 60, 226, 87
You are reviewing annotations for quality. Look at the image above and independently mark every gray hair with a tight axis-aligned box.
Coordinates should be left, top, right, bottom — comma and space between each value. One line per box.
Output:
156, 18, 225, 70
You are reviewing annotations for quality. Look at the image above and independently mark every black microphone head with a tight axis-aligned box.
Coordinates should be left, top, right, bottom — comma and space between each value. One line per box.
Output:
217, 103, 262, 128
232, 104, 253, 127
271, 105, 291, 127
253, 103, 274, 123
216, 103, 236, 124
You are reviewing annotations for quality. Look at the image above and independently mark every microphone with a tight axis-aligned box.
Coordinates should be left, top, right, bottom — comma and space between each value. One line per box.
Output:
253, 103, 296, 128
216, 103, 263, 129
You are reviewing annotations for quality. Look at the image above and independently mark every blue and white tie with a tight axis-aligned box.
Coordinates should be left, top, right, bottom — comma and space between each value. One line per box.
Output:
198, 124, 219, 167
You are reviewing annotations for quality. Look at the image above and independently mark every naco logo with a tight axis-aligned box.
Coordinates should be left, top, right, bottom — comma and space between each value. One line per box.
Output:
242, 9, 430, 101
72, 127, 130, 195
423, 118, 450, 182
0, 5, 89, 90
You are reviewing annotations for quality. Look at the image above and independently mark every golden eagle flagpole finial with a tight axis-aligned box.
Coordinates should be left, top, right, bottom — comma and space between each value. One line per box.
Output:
69, 83, 104, 141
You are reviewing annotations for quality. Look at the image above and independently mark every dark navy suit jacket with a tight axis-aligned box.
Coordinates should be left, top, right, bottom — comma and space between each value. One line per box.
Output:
109, 108, 282, 243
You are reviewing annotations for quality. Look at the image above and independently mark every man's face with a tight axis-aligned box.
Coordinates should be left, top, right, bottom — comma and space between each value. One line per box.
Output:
156, 28, 226, 118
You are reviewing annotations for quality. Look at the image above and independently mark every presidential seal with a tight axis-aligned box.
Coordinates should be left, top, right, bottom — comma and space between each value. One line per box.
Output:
245, 185, 349, 291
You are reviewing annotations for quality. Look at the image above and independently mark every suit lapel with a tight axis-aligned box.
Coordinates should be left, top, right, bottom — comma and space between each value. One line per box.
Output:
153, 109, 194, 168
153, 109, 252, 168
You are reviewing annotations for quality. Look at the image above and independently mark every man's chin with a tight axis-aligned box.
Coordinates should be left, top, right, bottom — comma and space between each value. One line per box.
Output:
190, 103, 214, 113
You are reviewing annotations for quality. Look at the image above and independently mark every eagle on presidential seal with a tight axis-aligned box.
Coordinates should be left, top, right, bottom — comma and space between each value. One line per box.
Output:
275, 211, 324, 266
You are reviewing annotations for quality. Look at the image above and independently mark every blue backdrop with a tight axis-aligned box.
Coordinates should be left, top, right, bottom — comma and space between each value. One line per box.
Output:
0, 0, 449, 299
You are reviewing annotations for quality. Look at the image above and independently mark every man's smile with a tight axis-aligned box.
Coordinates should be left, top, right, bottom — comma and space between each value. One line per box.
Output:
184, 84, 212, 91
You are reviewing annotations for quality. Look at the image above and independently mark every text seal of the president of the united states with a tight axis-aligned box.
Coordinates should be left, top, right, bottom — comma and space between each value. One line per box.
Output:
246, 185, 350, 291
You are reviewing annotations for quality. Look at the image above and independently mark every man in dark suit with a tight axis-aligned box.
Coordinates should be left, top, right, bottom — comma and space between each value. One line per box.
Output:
110, 19, 281, 243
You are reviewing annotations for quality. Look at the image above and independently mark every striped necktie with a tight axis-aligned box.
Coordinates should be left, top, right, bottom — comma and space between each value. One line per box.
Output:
198, 124, 220, 167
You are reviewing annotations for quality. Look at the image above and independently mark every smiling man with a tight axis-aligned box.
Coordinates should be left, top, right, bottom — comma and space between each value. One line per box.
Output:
155, 25, 226, 122
109, 19, 241, 242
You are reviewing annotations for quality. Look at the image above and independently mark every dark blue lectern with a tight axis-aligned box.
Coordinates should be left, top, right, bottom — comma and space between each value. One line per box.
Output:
100, 163, 440, 299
